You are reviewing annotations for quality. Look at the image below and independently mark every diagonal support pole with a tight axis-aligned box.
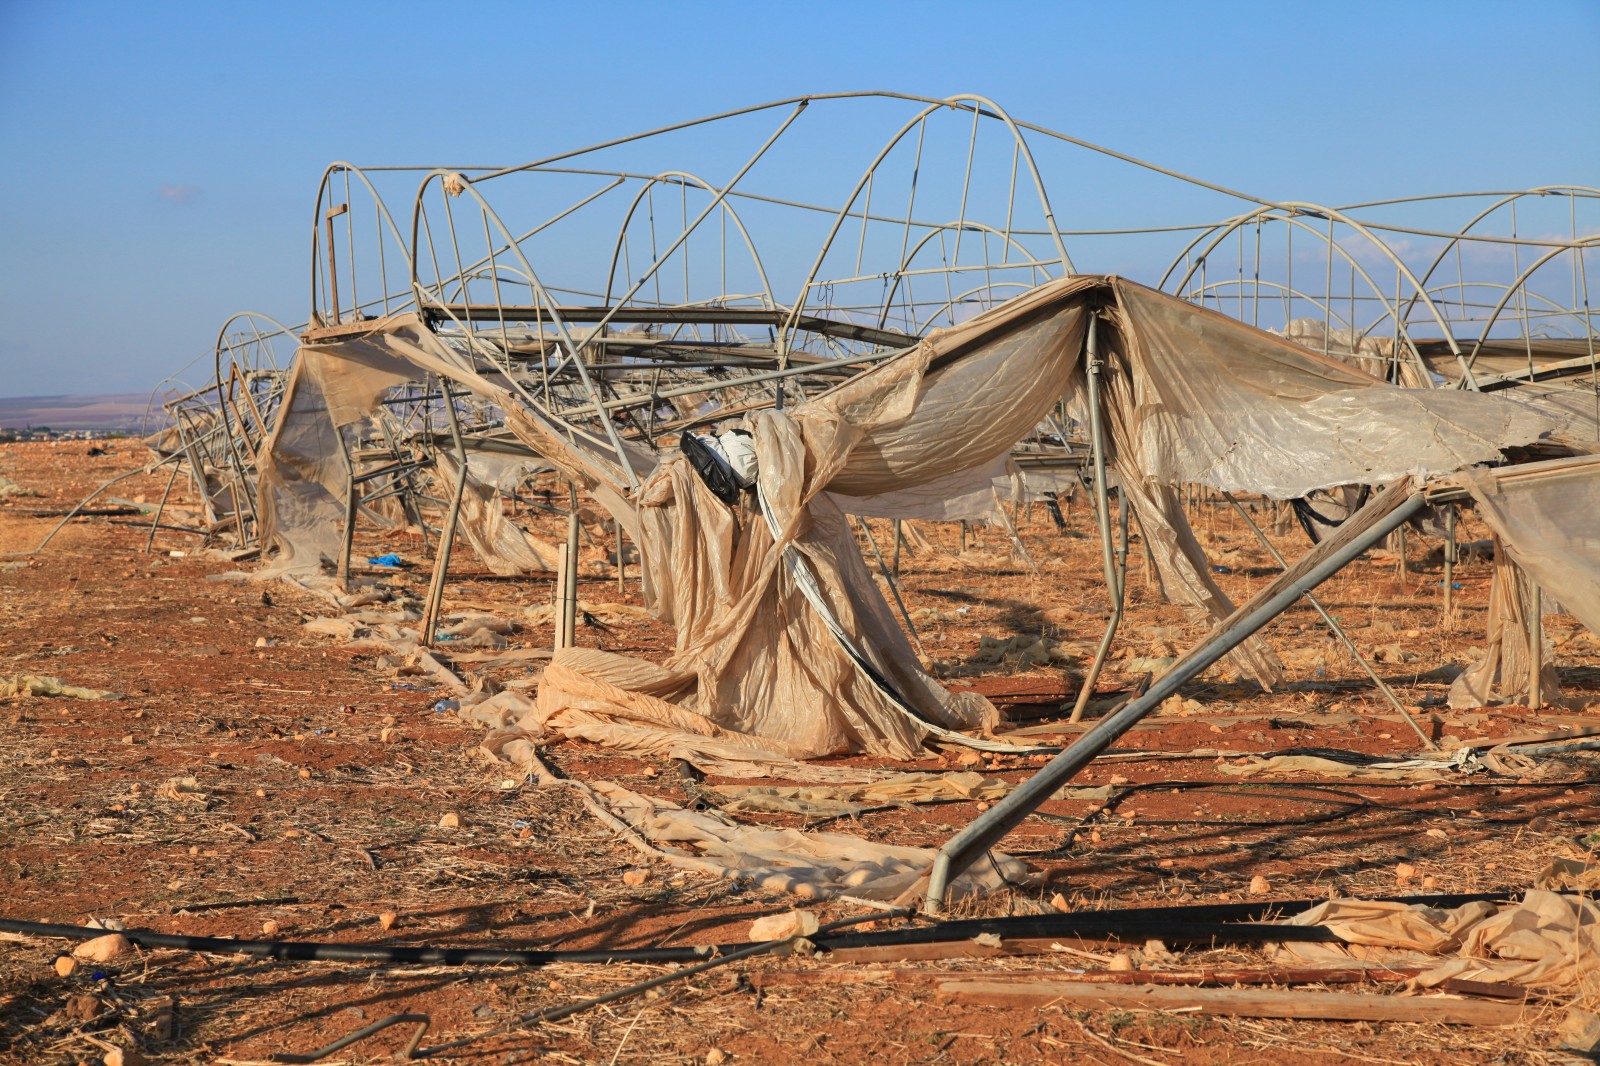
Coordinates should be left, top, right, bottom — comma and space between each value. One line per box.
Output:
924, 483, 1429, 913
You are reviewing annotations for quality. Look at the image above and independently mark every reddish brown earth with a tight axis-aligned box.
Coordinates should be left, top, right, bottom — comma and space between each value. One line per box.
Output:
2, 439, 1598, 1065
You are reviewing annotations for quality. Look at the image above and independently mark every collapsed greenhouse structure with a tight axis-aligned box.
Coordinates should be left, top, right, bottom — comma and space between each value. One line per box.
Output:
122, 93, 1600, 908
0, 99, 1577, 1051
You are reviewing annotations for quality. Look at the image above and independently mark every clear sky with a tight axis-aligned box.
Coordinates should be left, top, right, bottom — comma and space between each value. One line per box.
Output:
1, 0, 1596, 398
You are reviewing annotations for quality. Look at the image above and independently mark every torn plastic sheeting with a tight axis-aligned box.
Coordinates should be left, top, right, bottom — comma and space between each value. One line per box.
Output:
482, 731, 1021, 900
1214, 751, 1475, 782
254, 280, 1568, 769
1269, 889, 1600, 991
709, 771, 1012, 818
1449, 455, 1600, 708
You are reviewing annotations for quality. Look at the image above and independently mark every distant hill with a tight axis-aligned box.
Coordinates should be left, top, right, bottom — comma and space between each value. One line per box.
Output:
0, 393, 168, 432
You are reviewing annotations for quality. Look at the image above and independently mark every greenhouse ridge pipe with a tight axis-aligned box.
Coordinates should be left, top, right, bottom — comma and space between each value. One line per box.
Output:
924, 488, 1432, 913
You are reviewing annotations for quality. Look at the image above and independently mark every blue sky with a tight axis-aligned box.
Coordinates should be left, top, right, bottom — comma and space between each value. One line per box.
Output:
1, 0, 1596, 398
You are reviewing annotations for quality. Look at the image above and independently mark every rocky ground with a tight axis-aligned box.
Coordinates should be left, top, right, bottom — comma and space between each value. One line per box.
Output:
2, 438, 1598, 1065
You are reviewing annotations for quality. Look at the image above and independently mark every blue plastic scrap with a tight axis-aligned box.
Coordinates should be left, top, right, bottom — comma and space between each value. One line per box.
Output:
368, 553, 403, 568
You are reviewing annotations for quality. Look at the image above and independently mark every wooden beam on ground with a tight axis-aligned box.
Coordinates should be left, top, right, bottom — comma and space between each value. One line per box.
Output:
935, 979, 1529, 1025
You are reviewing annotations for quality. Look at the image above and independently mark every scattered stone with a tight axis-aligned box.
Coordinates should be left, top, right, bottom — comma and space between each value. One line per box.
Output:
1107, 952, 1135, 971
748, 910, 818, 941
261, 920, 280, 936
66, 993, 101, 1020
438, 812, 462, 829
379, 910, 398, 932
1049, 893, 1071, 913
1248, 874, 1271, 895
53, 955, 77, 977
621, 867, 650, 887
1560, 1008, 1600, 1054
1395, 862, 1418, 885
73, 933, 128, 962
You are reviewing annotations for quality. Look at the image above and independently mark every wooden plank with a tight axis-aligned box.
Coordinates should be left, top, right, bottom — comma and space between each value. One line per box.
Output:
936, 979, 1529, 1025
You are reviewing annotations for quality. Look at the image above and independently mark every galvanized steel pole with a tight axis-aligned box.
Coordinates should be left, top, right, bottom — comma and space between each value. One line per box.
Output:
924, 489, 1430, 913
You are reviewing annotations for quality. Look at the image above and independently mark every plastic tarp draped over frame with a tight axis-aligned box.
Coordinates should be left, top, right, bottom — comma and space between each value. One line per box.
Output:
257, 280, 1564, 770
526, 293, 1095, 764
256, 338, 423, 576
518, 277, 1562, 764
1449, 454, 1600, 707
257, 320, 562, 578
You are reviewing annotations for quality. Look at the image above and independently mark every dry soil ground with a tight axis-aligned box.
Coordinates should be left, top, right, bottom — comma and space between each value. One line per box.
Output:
2, 439, 1599, 1065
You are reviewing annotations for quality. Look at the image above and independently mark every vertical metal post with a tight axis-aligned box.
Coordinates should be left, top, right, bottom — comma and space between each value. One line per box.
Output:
560, 484, 581, 649
1069, 314, 1124, 723
1442, 505, 1457, 619
421, 382, 468, 647
856, 516, 924, 657
144, 462, 182, 554
891, 519, 903, 578
337, 453, 358, 589
1528, 583, 1543, 710
553, 543, 571, 651
325, 203, 349, 324
615, 518, 626, 595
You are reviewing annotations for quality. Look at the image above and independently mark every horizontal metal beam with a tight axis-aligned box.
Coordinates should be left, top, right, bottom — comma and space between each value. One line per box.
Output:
426, 304, 919, 350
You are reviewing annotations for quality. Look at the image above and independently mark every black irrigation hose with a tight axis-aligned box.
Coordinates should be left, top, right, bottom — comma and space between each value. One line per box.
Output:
313, 908, 910, 1062
0, 917, 721, 966
2, 891, 1554, 971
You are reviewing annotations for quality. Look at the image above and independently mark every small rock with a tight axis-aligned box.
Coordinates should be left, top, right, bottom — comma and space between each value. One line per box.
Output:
748, 910, 819, 941
621, 867, 649, 886
261, 920, 280, 936
705, 1048, 729, 1065
955, 751, 983, 768
298, 768, 312, 779
1248, 874, 1271, 895
1395, 862, 1418, 884
1107, 952, 1135, 971
66, 993, 100, 1020
53, 955, 78, 977
1049, 892, 1071, 913
438, 812, 462, 829
1422, 875, 1438, 890
1559, 1008, 1600, 1054
73, 933, 129, 962
379, 910, 398, 932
